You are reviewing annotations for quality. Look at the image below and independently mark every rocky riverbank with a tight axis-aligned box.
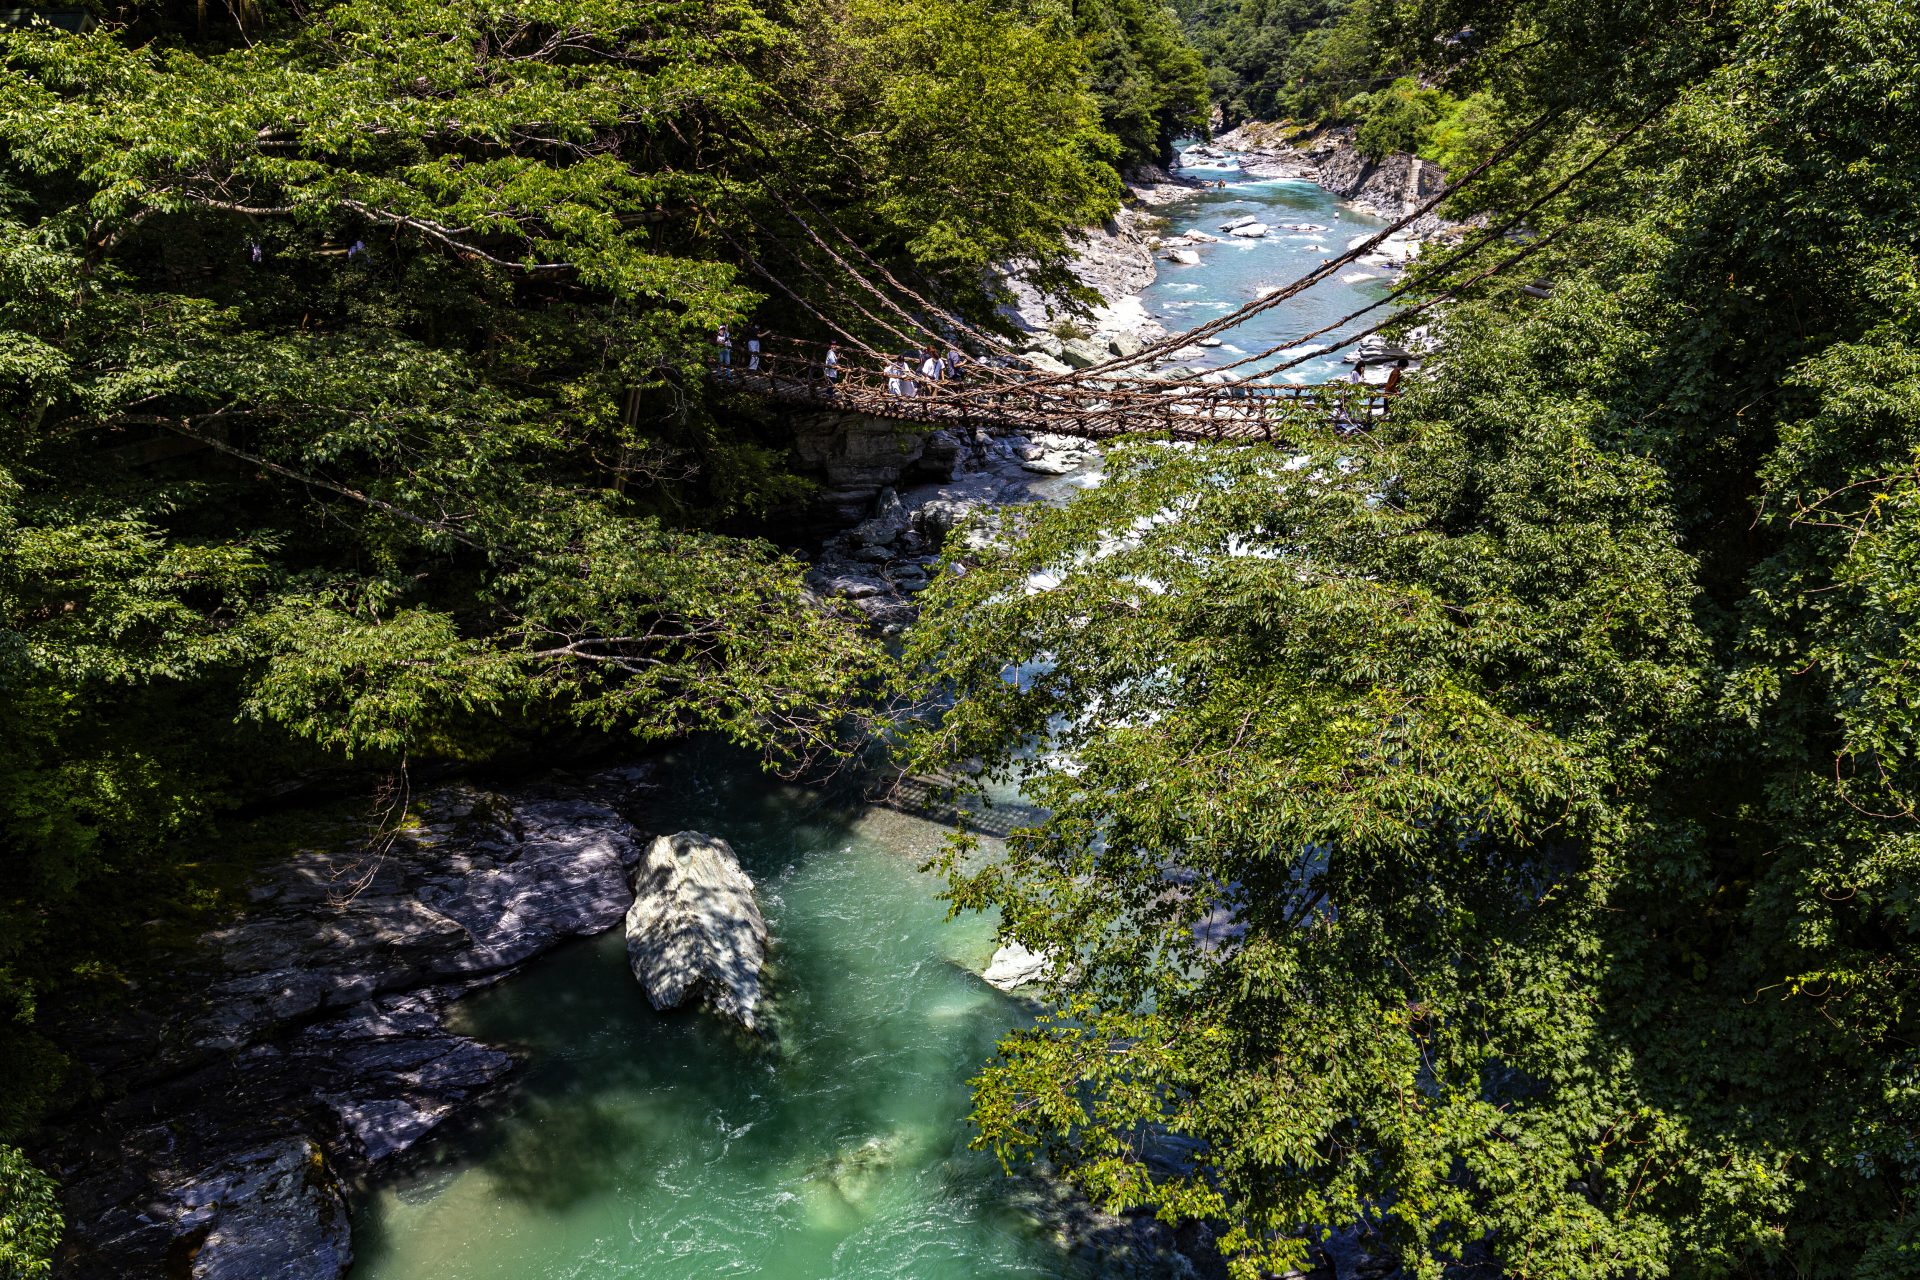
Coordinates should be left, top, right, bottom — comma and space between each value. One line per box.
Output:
803, 426, 1097, 634
1207, 120, 1457, 237
36, 767, 658, 1279
991, 166, 1217, 371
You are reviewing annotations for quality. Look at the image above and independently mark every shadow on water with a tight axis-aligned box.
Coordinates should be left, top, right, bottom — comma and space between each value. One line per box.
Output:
869, 772, 1051, 843
348, 737, 1174, 1279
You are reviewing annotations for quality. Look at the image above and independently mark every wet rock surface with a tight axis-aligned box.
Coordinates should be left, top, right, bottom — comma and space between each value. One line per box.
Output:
804, 429, 1098, 633
39, 766, 657, 1280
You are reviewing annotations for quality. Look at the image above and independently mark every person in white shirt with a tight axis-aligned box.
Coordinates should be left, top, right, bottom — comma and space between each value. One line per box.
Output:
823, 342, 841, 386
746, 330, 762, 372
715, 325, 732, 375
920, 352, 941, 388
885, 358, 906, 397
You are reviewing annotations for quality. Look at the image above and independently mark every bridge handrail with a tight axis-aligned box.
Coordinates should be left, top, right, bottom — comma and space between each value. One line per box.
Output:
708, 335, 1392, 445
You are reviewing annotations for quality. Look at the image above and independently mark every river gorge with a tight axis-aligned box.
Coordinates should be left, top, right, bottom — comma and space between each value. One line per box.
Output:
44, 144, 1409, 1280
342, 156, 1407, 1280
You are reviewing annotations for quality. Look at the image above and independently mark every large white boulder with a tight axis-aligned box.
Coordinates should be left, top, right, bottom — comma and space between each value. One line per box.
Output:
982, 942, 1052, 991
1228, 222, 1270, 238
625, 831, 768, 1031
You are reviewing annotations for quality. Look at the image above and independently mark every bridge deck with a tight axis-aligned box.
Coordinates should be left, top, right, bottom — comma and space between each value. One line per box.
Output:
719, 344, 1389, 444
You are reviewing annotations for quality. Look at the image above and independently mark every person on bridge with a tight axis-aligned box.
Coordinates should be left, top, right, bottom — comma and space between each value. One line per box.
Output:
823, 342, 841, 386
886, 356, 909, 397
715, 324, 732, 376
943, 346, 964, 380
1382, 357, 1409, 397
746, 329, 763, 372
920, 352, 942, 391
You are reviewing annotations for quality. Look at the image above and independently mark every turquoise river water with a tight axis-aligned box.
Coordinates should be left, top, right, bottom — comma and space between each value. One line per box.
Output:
1141, 152, 1395, 384
349, 161, 1394, 1280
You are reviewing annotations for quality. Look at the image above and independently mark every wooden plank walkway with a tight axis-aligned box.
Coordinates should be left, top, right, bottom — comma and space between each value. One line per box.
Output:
719, 346, 1389, 444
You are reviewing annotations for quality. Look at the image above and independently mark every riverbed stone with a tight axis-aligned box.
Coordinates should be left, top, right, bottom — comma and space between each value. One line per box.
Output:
912, 497, 985, 545
625, 831, 768, 1031
982, 942, 1052, 991
1020, 455, 1080, 475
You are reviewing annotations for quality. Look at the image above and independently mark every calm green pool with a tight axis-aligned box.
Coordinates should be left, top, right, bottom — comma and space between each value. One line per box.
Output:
347, 748, 1123, 1280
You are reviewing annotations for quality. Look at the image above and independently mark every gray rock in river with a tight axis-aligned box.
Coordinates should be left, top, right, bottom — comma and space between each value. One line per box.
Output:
982, 942, 1053, 991
40, 766, 656, 1280
626, 831, 768, 1031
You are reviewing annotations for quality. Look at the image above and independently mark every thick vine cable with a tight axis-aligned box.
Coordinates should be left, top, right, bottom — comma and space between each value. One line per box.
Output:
994, 105, 1570, 387
1138, 104, 1664, 389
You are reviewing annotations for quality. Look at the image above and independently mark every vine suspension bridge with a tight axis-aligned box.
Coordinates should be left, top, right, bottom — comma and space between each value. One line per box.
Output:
720, 337, 1395, 445
720, 106, 1618, 444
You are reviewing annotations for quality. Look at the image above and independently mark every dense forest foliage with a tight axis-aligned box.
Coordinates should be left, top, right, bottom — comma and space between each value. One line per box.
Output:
7, 0, 1917, 1276
1076, 0, 1209, 167
909, 1, 1920, 1278
0, 0, 1202, 1262
1173, 0, 1358, 124
1174, 0, 1497, 167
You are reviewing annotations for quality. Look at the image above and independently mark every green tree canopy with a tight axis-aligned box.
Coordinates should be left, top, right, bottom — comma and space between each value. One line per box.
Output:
1076, 0, 1210, 167
0, 0, 1133, 1197
904, 2, 1920, 1276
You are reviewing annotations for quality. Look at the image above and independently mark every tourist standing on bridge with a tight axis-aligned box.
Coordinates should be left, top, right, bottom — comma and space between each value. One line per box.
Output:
823, 342, 841, 387
1382, 357, 1408, 397
901, 354, 921, 397
944, 345, 963, 380
885, 355, 908, 397
746, 328, 763, 372
920, 351, 941, 391
715, 324, 732, 376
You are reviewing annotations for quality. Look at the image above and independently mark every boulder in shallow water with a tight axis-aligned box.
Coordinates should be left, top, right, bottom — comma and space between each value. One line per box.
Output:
982, 942, 1052, 991
626, 831, 768, 1031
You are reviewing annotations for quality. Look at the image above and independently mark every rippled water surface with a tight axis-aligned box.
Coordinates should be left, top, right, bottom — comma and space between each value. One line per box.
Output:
349, 746, 1096, 1280
1143, 156, 1396, 384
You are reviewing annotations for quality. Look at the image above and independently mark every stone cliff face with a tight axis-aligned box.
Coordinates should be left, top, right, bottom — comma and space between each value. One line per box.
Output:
788, 411, 968, 524
39, 767, 657, 1280
1212, 121, 1453, 236
1302, 128, 1448, 232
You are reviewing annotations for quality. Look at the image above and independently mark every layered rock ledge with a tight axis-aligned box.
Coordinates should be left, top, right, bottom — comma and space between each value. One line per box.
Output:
38, 766, 656, 1280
